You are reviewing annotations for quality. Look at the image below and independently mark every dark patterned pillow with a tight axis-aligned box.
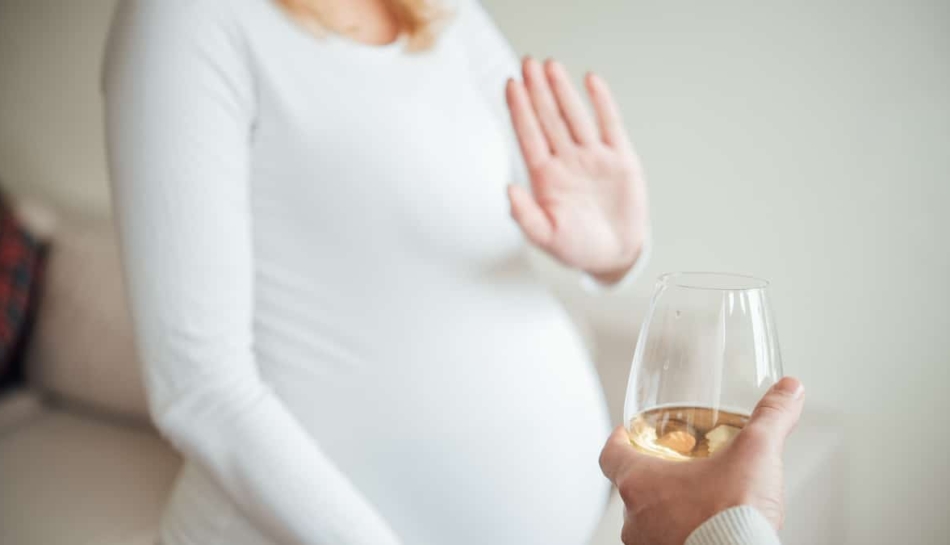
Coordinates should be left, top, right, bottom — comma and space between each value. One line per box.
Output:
0, 197, 46, 391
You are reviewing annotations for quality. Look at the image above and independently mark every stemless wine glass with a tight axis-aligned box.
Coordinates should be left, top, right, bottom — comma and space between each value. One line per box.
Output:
624, 272, 783, 461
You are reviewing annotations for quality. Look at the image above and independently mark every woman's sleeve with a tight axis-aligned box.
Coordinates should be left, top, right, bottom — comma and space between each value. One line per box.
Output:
453, 0, 650, 291
102, 2, 401, 544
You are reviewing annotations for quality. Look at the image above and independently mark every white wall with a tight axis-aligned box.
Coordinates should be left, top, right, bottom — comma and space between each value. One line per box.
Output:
0, 0, 115, 216
0, 1, 948, 544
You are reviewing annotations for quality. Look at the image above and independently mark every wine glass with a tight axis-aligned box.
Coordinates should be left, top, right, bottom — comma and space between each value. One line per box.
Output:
624, 272, 783, 461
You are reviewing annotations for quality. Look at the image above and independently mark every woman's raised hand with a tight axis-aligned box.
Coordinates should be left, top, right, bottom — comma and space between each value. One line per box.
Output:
506, 57, 650, 284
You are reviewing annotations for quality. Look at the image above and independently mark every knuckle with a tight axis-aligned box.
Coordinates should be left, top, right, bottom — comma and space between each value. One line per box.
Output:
753, 399, 786, 419
737, 423, 770, 445
731, 427, 771, 458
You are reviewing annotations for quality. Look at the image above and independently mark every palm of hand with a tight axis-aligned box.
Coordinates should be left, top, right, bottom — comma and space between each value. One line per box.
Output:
506, 58, 649, 282
527, 143, 646, 273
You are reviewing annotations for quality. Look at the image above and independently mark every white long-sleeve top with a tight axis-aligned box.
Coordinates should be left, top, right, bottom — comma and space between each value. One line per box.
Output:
103, 1, 780, 544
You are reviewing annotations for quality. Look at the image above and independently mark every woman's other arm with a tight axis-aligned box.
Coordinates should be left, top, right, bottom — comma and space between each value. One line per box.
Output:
103, 2, 400, 543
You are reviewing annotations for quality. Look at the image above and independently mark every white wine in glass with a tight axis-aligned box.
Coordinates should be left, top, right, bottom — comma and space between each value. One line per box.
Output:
624, 273, 783, 461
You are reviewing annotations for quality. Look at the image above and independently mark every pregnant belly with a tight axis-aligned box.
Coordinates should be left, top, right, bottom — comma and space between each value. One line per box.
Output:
269, 300, 612, 545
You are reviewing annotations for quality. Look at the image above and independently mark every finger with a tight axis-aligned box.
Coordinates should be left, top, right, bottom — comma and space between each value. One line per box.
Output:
599, 425, 647, 483
545, 59, 598, 145
746, 377, 806, 448
507, 185, 554, 249
585, 72, 630, 148
523, 56, 573, 154
505, 79, 550, 170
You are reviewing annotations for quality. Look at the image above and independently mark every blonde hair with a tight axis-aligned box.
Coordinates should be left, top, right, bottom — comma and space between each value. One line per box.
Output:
276, 0, 448, 51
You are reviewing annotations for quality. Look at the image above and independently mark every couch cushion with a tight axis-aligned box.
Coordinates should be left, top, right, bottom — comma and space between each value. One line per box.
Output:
0, 403, 181, 545
24, 217, 151, 422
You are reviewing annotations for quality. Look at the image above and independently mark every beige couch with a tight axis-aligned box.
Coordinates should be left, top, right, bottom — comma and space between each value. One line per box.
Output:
0, 210, 847, 545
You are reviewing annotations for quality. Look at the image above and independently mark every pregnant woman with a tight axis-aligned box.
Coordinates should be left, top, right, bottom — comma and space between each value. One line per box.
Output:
103, 1, 650, 544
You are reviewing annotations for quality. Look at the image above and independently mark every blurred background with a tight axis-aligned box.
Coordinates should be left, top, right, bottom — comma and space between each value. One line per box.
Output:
0, 1, 947, 544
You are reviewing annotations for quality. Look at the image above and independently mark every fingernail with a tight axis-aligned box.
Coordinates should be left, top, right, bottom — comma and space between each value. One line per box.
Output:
773, 377, 804, 399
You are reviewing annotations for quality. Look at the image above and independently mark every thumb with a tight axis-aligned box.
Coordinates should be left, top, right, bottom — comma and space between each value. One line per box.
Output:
507, 184, 554, 250
746, 377, 805, 448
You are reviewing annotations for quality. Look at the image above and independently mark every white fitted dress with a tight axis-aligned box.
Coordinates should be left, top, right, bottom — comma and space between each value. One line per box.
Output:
103, 1, 631, 544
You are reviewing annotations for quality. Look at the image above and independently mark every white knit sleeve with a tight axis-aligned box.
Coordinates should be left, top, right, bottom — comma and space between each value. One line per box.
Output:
102, 2, 401, 544
686, 506, 783, 545
454, 0, 649, 290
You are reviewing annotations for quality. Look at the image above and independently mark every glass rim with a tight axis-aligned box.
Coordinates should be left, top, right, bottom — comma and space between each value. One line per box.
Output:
658, 272, 770, 291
